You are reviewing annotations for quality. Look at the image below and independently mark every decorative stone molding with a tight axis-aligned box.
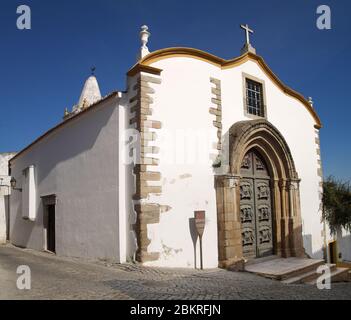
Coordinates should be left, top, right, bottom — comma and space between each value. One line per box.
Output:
215, 175, 244, 269
129, 72, 171, 263
216, 119, 305, 269
209, 77, 222, 152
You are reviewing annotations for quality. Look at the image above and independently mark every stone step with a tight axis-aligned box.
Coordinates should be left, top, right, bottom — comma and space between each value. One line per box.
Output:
301, 264, 337, 283
277, 259, 325, 281
245, 258, 325, 281
245, 255, 280, 266
281, 264, 337, 285
305, 267, 350, 285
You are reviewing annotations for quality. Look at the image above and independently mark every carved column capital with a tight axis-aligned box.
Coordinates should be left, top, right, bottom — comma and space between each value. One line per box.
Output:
278, 179, 287, 190
287, 178, 301, 190
215, 175, 241, 188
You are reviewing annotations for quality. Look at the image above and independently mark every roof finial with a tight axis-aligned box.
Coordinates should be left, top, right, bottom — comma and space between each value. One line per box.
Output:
308, 97, 314, 107
91, 66, 96, 76
139, 25, 151, 60
240, 24, 256, 55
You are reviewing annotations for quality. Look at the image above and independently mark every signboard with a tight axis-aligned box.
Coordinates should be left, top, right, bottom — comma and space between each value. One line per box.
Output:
194, 211, 206, 238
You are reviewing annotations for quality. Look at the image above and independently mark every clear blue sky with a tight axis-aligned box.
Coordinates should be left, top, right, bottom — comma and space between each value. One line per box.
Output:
0, 0, 350, 180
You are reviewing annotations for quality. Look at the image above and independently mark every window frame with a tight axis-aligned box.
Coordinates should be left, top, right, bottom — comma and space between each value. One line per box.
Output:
242, 73, 267, 119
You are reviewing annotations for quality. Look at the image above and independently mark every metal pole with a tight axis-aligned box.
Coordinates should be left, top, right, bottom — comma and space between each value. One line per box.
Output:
199, 235, 203, 270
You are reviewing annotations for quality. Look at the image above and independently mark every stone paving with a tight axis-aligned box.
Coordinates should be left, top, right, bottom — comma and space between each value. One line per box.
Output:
0, 244, 350, 300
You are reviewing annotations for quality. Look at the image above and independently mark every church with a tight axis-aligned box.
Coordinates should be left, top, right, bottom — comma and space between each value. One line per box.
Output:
7, 25, 331, 269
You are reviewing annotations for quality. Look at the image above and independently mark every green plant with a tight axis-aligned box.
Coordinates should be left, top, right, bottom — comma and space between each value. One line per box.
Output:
322, 176, 351, 235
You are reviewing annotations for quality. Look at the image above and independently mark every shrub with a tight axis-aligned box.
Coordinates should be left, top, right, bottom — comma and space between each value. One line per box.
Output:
322, 176, 351, 235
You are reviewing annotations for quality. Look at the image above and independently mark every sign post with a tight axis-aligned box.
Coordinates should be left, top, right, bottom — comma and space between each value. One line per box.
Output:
194, 211, 206, 270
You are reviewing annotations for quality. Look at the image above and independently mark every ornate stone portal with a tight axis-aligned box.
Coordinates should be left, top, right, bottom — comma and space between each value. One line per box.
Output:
216, 120, 305, 269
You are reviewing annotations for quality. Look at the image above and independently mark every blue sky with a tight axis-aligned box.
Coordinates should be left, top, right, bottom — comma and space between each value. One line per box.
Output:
0, 0, 350, 180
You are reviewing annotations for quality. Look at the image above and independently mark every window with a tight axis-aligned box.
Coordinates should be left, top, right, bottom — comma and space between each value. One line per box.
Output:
246, 79, 264, 117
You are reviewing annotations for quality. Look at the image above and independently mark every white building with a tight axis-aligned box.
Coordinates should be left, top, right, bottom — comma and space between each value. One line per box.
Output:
0, 153, 16, 244
8, 25, 338, 268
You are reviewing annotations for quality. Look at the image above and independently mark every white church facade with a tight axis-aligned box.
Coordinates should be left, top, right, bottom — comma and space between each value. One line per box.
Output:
8, 25, 332, 268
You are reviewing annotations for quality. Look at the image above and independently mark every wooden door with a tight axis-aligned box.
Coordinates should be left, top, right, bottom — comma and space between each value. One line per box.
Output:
47, 205, 56, 253
240, 150, 273, 258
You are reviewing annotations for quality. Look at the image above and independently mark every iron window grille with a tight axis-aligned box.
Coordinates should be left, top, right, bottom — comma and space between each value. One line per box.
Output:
246, 79, 264, 117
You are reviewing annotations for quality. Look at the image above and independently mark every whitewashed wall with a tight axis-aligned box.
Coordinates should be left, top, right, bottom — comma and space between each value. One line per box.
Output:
141, 55, 325, 268
10, 97, 125, 262
337, 228, 351, 262
0, 153, 16, 244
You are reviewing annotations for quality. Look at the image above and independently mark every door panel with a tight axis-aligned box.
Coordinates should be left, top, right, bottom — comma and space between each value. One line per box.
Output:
255, 179, 273, 257
240, 178, 256, 258
240, 150, 273, 258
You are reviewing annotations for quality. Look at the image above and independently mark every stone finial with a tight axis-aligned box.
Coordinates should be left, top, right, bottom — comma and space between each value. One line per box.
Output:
308, 97, 314, 107
139, 25, 151, 60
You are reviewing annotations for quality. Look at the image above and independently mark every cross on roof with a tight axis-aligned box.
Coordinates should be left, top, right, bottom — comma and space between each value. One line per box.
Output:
240, 24, 254, 45
91, 66, 96, 76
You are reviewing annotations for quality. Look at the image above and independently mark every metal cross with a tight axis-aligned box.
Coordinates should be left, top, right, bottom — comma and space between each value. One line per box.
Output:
240, 24, 254, 45
91, 66, 96, 75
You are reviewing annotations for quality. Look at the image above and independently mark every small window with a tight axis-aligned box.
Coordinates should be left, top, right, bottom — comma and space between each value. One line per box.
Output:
246, 79, 264, 117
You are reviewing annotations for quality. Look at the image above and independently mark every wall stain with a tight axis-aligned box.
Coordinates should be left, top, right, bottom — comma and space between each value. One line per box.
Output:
161, 241, 183, 260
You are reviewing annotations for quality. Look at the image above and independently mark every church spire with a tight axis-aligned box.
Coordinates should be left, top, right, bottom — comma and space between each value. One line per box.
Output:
64, 70, 102, 120
77, 72, 102, 109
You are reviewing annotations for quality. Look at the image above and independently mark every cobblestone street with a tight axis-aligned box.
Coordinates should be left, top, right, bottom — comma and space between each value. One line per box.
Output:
0, 245, 350, 300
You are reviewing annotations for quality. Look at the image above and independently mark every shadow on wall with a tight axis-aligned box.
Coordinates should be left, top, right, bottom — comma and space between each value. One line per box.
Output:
303, 233, 327, 260
10, 103, 116, 249
32, 103, 116, 187
337, 230, 351, 262
303, 234, 313, 258
11, 193, 37, 248
189, 218, 198, 269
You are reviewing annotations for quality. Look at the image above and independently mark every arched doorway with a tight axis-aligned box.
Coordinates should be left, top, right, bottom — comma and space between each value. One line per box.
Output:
240, 149, 273, 259
215, 119, 305, 269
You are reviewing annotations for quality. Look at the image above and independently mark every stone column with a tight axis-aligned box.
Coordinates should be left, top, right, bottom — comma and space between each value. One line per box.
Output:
215, 175, 244, 269
287, 179, 304, 257
279, 179, 291, 257
272, 179, 282, 256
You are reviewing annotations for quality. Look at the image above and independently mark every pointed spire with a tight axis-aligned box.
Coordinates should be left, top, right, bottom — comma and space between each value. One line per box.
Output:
77, 73, 102, 109
138, 25, 151, 60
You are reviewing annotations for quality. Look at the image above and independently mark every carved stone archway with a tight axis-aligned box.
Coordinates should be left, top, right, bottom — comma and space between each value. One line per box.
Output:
215, 120, 305, 268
